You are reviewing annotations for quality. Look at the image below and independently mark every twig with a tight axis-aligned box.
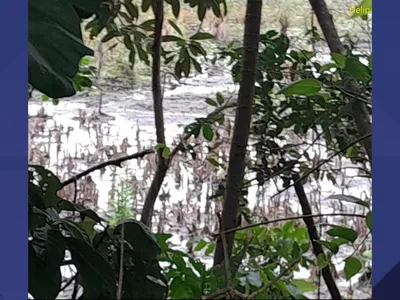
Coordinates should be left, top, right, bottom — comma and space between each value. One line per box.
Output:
337, 231, 371, 264
61, 149, 154, 187
200, 287, 230, 299
247, 259, 300, 299
214, 213, 366, 237
116, 224, 125, 299
269, 133, 372, 200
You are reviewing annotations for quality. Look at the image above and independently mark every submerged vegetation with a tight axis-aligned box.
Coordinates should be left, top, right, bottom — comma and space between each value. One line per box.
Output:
28, 0, 372, 299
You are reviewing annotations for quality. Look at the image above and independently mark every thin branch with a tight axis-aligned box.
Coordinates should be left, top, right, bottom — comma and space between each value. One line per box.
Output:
269, 133, 372, 200
214, 213, 366, 237
61, 149, 154, 187
337, 231, 371, 264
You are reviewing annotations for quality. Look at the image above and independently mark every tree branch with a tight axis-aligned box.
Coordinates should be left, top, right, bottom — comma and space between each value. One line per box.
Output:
61, 149, 154, 188
269, 133, 372, 200
214, 213, 366, 237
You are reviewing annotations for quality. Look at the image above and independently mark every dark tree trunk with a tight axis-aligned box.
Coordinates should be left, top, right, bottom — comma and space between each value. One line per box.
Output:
213, 0, 262, 266
140, 0, 167, 226
293, 175, 342, 299
308, 0, 372, 162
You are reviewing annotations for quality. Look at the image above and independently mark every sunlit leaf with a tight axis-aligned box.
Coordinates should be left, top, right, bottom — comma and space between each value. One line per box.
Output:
326, 226, 358, 243
344, 257, 362, 280
278, 79, 321, 96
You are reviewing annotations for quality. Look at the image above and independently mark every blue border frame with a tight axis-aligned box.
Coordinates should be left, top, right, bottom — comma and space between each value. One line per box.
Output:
0, 0, 28, 299
373, 0, 400, 298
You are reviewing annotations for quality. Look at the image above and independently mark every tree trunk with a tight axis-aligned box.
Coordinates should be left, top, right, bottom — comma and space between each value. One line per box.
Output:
213, 0, 262, 266
293, 175, 342, 299
140, 0, 167, 226
308, 0, 372, 162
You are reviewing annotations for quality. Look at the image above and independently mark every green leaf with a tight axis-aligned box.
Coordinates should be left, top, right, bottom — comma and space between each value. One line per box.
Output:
28, 0, 102, 98
202, 124, 214, 141
319, 63, 339, 73
216, 92, 224, 105
190, 32, 214, 40
66, 237, 117, 297
29, 165, 63, 211
142, 0, 152, 12
368, 55, 372, 70
114, 219, 161, 261
330, 237, 349, 247
366, 211, 372, 231
345, 57, 371, 83
168, 19, 182, 36
291, 279, 318, 293
316, 253, 329, 269
205, 98, 218, 107
362, 249, 372, 259
331, 53, 346, 68
344, 257, 362, 280
205, 243, 216, 255
195, 239, 207, 251
168, 0, 180, 18
79, 217, 98, 242
124, 1, 139, 20
325, 194, 370, 209
162, 146, 171, 158
162, 35, 185, 42
29, 225, 66, 299
279, 79, 321, 96
315, 240, 339, 254
326, 226, 358, 243
54, 219, 90, 243
207, 157, 221, 167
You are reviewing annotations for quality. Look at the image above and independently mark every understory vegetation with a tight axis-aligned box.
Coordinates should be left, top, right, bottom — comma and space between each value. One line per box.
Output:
28, 0, 372, 299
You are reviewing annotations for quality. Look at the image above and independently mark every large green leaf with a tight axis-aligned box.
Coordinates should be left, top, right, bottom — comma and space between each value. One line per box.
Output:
345, 57, 371, 83
28, 0, 92, 98
66, 237, 117, 298
344, 257, 362, 280
29, 225, 66, 299
278, 79, 322, 96
28, 0, 110, 98
114, 219, 161, 261
326, 226, 358, 243
29, 165, 64, 211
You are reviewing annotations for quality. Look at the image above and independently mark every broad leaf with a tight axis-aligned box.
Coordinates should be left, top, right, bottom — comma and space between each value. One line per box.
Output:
366, 211, 372, 231
114, 219, 161, 261
315, 240, 339, 254
344, 257, 362, 280
279, 79, 321, 96
345, 57, 371, 83
66, 237, 117, 298
202, 124, 214, 141
29, 0, 95, 98
29, 225, 66, 299
291, 279, 318, 293
326, 226, 358, 243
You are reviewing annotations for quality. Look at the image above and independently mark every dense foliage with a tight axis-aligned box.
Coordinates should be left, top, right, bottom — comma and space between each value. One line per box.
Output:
28, 0, 372, 299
